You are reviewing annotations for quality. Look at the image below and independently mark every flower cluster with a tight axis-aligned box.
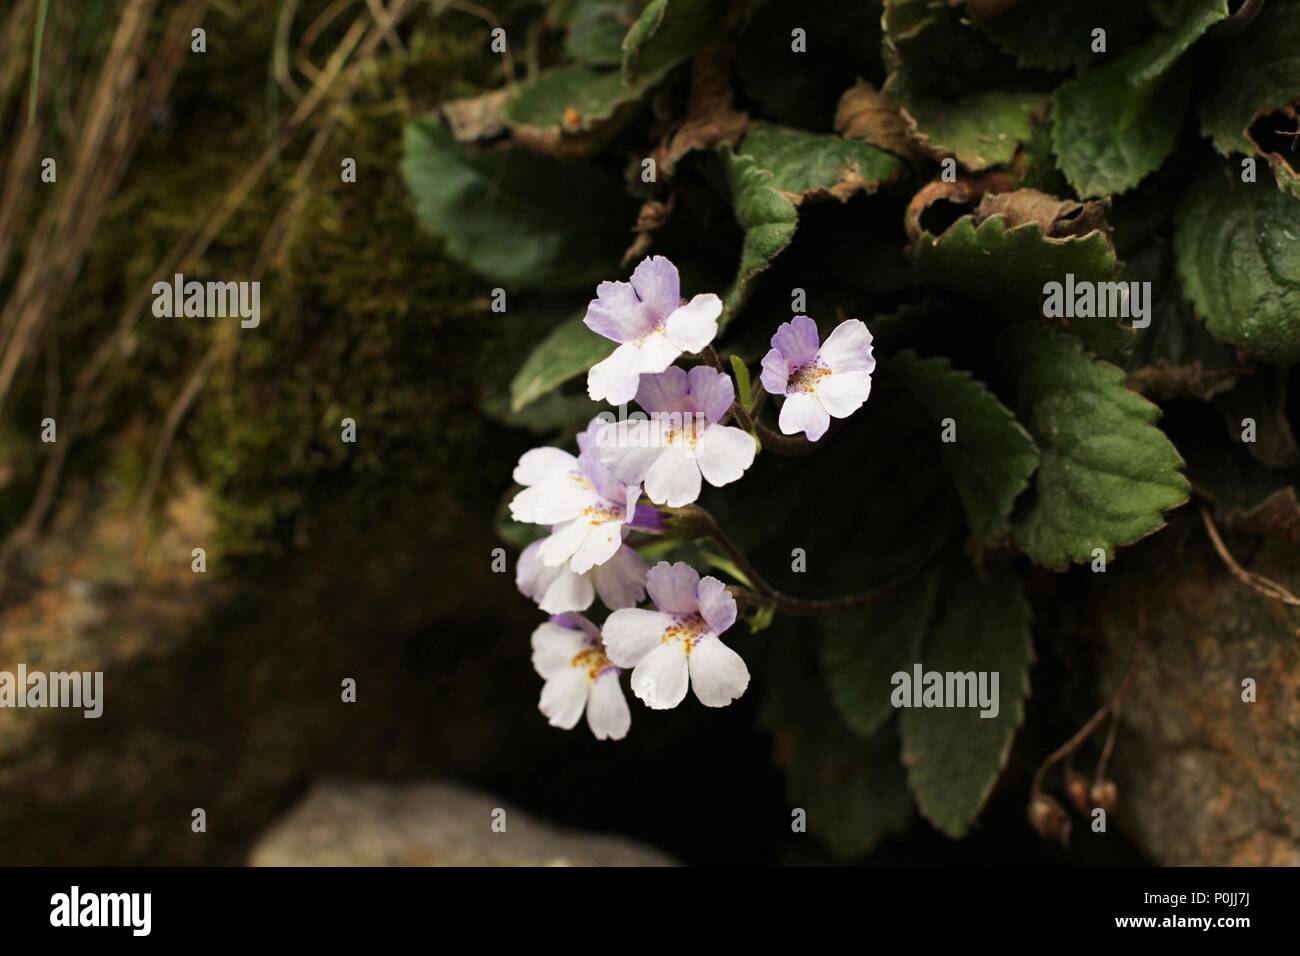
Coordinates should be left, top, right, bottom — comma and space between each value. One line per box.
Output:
509, 256, 875, 739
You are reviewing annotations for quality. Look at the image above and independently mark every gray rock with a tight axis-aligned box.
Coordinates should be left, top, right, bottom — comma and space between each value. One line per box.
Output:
248, 780, 677, 867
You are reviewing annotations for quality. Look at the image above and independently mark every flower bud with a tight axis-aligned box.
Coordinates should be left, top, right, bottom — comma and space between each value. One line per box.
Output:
1064, 768, 1090, 816
1027, 794, 1071, 847
1090, 778, 1119, 816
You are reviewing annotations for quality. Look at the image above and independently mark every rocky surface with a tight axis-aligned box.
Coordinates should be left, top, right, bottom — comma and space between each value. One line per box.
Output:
248, 780, 676, 866
1090, 529, 1300, 865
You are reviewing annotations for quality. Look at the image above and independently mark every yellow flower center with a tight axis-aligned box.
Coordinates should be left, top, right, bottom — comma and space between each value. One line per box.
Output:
789, 362, 831, 394
571, 647, 613, 682
581, 502, 624, 527
662, 613, 710, 653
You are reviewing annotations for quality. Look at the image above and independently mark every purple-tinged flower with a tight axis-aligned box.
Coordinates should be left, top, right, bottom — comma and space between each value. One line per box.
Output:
509, 419, 644, 575
760, 316, 875, 441
596, 366, 756, 507
602, 561, 749, 710
532, 613, 630, 740
516, 539, 647, 614
584, 255, 721, 405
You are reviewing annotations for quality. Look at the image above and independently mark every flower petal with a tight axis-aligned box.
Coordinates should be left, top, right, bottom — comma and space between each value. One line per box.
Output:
818, 319, 875, 374
539, 669, 590, 729
688, 636, 750, 707
634, 333, 681, 375
643, 444, 702, 507
696, 424, 755, 488
631, 643, 690, 709
635, 366, 690, 414
696, 575, 737, 635
629, 255, 681, 321
586, 671, 631, 741
512, 447, 578, 487
778, 391, 831, 441
585, 279, 656, 343
664, 293, 721, 353
508, 473, 597, 525
598, 420, 664, 485
531, 621, 588, 678
645, 560, 700, 614
587, 341, 643, 405
592, 545, 648, 610
538, 517, 590, 568
537, 564, 595, 614
759, 347, 791, 397
602, 607, 673, 666
569, 519, 624, 575
771, 315, 821, 366
816, 369, 873, 419
686, 364, 734, 423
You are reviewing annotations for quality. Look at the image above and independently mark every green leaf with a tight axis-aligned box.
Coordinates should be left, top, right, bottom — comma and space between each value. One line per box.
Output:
1201, 0, 1300, 161
882, 0, 1046, 169
761, 638, 913, 859
401, 118, 636, 289
912, 214, 1130, 360
1123, 243, 1242, 402
718, 145, 798, 329
899, 560, 1033, 839
889, 352, 1039, 544
885, 75, 1047, 170
622, 0, 725, 84
509, 313, 610, 412
980, 0, 1156, 71
500, 64, 652, 133
822, 566, 943, 740
1174, 163, 1300, 367
1129, 0, 1228, 85
1050, 49, 1192, 198
738, 122, 905, 203
560, 0, 644, 66
999, 326, 1189, 570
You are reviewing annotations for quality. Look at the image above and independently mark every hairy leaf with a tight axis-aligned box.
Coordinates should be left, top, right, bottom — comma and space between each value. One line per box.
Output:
900, 560, 1033, 839
1051, 50, 1192, 198
1174, 164, 1300, 366
999, 327, 1189, 570
401, 119, 635, 289
718, 146, 798, 328
822, 567, 942, 740
738, 122, 905, 205
912, 214, 1130, 360
890, 352, 1039, 544
509, 312, 609, 412
622, 0, 726, 84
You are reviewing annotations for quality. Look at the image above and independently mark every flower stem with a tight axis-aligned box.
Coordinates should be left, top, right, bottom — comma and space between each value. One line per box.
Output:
683, 504, 917, 617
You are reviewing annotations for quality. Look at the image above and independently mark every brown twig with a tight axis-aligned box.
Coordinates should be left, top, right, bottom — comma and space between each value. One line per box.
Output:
1199, 501, 1300, 606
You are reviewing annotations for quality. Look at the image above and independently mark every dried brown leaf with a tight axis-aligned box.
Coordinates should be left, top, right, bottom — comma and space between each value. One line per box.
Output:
834, 79, 926, 161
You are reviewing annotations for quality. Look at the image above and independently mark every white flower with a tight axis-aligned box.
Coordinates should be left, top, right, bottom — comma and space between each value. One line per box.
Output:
760, 316, 875, 441
516, 539, 647, 614
531, 614, 630, 741
602, 561, 750, 710
598, 366, 756, 507
509, 419, 644, 575
584, 256, 721, 406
